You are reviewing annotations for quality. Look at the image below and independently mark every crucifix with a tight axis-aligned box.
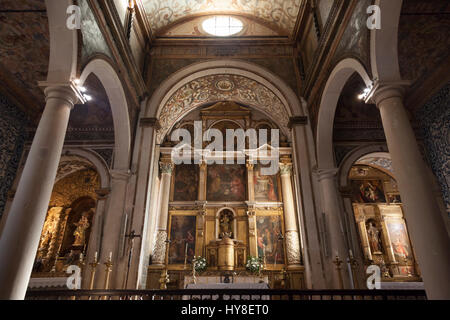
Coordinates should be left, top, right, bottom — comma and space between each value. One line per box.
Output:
123, 230, 141, 289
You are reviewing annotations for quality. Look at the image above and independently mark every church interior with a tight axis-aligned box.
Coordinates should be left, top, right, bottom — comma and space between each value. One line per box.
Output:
0, 0, 449, 300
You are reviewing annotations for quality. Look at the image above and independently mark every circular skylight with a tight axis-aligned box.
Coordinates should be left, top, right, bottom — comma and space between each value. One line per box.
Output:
202, 16, 243, 37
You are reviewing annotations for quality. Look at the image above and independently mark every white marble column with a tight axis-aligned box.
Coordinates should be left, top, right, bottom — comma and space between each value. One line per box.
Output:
316, 168, 350, 289
279, 162, 302, 267
97, 169, 132, 289
0, 85, 78, 299
151, 161, 174, 266
372, 84, 450, 299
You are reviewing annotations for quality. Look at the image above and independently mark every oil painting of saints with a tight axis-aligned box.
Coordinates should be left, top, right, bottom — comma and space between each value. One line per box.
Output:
253, 164, 280, 202
173, 164, 199, 201
351, 180, 387, 203
207, 165, 246, 201
256, 216, 285, 265
168, 215, 197, 265
387, 222, 413, 261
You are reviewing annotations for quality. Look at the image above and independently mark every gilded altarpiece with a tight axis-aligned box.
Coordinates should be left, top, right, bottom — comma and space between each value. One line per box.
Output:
147, 103, 304, 289
32, 169, 100, 277
349, 165, 421, 281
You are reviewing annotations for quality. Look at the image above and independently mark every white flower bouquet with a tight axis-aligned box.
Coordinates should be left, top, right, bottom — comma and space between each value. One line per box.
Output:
192, 256, 207, 274
246, 256, 263, 274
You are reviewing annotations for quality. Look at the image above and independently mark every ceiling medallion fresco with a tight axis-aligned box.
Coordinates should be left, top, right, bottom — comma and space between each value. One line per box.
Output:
143, 0, 302, 35
157, 74, 290, 143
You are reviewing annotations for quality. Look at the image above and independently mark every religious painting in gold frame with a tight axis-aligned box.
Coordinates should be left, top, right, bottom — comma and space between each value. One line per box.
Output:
167, 213, 197, 266
172, 164, 199, 201
255, 212, 285, 267
207, 164, 246, 201
253, 164, 281, 202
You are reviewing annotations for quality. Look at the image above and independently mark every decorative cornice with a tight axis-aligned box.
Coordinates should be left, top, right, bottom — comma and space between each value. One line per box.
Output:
288, 116, 308, 128
110, 169, 132, 181
88, 0, 148, 104
140, 117, 160, 128
366, 80, 412, 106
302, 0, 358, 101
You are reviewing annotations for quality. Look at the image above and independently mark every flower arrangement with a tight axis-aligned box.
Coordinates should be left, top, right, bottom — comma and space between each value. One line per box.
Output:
192, 256, 207, 274
246, 256, 264, 274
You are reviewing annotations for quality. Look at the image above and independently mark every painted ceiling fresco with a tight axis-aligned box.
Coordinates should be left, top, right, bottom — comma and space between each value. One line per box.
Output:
142, 0, 303, 35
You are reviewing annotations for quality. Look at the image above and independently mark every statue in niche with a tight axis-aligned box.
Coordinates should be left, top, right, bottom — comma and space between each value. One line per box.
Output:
73, 212, 90, 247
367, 221, 383, 254
219, 210, 234, 239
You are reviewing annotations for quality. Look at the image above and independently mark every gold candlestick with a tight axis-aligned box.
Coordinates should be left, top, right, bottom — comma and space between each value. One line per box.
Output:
88, 259, 99, 290
332, 255, 344, 289
159, 269, 169, 290
103, 257, 113, 290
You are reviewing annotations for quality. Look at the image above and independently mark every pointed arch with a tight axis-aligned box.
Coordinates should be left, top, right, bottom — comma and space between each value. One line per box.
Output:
79, 58, 131, 170
316, 58, 372, 169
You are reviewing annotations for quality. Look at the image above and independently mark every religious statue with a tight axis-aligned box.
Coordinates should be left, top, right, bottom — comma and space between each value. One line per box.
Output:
367, 222, 383, 254
219, 210, 234, 239
73, 212, 90, 247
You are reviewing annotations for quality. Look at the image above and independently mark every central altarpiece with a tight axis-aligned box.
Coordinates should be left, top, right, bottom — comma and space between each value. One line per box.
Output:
147, 102, 304, 289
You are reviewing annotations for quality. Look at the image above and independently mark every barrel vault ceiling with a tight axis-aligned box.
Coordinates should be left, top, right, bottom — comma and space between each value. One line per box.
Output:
141, 0, 303, 36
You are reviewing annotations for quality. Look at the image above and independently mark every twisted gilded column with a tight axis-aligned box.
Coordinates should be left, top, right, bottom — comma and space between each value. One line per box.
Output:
279, 162, 302, 267
371, 83, 450, 299
0, 85, 79, 299
152, 161, 174, 266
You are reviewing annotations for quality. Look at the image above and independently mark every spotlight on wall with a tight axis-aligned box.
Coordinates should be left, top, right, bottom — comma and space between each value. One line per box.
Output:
357, 86, 373, 101
72, 79, 93, 103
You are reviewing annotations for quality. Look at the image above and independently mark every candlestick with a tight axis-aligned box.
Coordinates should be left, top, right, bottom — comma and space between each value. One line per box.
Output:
332, 255, 344, 289
184, 242, 188, 270
349, 254, 359, 289
88, 259, 99, 291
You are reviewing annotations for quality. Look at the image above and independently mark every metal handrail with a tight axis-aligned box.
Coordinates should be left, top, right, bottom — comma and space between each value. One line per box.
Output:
26, 289, 427, 300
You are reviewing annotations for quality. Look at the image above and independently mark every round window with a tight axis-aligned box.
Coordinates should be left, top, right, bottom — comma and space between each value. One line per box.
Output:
202, 16, 243, 37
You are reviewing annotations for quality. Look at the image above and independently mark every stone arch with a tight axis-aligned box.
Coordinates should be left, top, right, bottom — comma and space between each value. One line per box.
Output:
46, 0, 78, 83
146, 60, 305, 144
316, 58, 372, 169
79, 58, 131, 170
338, 145, 390, 188
59, 148, 111, 189
370, 0, 403, 82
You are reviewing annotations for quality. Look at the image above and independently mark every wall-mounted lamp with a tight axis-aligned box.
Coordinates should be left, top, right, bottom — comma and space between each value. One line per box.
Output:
72, 79, 93, 103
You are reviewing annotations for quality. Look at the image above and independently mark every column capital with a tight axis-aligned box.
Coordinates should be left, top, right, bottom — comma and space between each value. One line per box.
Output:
159, 161, 174, 175
315, 168, 339, 181
279, 162, 293, 176
366, 80, 412, 106
39, 81, 85, 107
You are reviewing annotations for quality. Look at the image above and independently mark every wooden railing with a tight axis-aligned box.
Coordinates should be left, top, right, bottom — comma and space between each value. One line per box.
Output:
26, 289, 427, 301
